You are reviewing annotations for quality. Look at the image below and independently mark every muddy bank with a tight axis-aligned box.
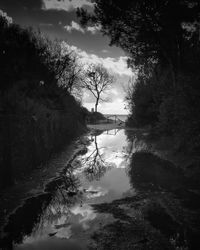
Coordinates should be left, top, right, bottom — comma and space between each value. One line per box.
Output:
91, 191, 200, 250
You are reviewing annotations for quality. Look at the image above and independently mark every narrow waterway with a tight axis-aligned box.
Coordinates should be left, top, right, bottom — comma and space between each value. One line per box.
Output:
1, 129, 200, 250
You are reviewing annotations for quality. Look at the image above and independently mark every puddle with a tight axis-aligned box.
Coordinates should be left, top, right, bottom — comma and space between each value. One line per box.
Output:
1, 129, 200, 250
1, 129, 137, 249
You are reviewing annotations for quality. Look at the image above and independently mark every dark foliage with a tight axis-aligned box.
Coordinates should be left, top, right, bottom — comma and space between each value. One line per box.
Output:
0, 13, 86, 189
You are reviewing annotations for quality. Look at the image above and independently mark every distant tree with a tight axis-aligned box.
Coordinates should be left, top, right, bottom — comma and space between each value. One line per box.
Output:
82, 64, 114, 112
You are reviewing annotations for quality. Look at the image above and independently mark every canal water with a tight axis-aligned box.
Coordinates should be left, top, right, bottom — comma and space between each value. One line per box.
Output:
1, 129, 200, 249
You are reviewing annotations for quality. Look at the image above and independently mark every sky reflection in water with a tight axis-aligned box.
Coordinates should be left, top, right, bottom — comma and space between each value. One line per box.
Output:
15, 129, 135, 250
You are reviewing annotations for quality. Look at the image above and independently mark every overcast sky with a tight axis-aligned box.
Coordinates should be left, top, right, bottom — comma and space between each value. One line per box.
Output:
0, 0, 134, 114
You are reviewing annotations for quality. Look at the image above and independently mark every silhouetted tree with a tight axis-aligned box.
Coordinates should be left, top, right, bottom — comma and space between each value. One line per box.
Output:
82, 64, 114, 112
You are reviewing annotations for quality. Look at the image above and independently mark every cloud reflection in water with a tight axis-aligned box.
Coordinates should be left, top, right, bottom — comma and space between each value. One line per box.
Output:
12, 129, 135, 250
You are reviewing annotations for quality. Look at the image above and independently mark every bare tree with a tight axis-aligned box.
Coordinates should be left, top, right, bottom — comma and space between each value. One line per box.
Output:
82, 64, 114, 112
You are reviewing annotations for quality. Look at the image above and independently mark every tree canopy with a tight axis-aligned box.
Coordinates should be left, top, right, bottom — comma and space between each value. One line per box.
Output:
78, 0, 200, 72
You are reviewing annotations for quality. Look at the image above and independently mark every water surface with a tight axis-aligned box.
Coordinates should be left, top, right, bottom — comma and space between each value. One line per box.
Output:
2, 129, 136, 249
2, 129, 200, 250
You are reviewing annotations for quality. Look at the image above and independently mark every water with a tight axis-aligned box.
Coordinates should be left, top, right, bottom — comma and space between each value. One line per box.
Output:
1, 129, 135, 249
1, 129, 200, 249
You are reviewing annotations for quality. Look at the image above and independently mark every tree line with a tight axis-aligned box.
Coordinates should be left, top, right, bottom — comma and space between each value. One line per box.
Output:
77, 0, 200, 154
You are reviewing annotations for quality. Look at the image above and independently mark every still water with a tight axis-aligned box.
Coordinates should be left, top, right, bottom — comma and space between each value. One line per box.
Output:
2, 129, 200, 249
2, 129, 137, 249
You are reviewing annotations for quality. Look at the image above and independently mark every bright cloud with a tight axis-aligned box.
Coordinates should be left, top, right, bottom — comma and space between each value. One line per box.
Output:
64, 21, 101, 34
61, 41, 133, 76
86, 25, 101, 34
42, 0, 93, 12
64, 21, 84, 33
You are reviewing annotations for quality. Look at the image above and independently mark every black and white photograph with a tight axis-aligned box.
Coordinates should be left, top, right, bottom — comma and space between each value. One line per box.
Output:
0, 0, 200, 249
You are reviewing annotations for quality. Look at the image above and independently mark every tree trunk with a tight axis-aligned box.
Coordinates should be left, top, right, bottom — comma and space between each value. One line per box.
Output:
95, 97, 99, 112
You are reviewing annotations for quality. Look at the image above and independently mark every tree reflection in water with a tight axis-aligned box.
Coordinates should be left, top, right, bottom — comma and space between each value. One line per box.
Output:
1, 167, 83, 249
82, 134, 113, 182
34, 167, 84, 236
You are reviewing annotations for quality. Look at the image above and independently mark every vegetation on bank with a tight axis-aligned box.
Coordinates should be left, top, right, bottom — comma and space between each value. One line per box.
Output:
77, 0, 200, 155
0, 11, 87, 189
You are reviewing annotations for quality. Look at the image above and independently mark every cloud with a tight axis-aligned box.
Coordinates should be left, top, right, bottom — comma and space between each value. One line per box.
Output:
83, 92, 96, 103
64, 21, 84, 33
86, 25, 101, 34
64, 21, 101, 34
61, 42, 133, 76
42, 0, 93, 12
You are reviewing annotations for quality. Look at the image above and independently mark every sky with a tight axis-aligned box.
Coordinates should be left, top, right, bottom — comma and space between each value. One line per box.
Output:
0, 0, 134, 114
